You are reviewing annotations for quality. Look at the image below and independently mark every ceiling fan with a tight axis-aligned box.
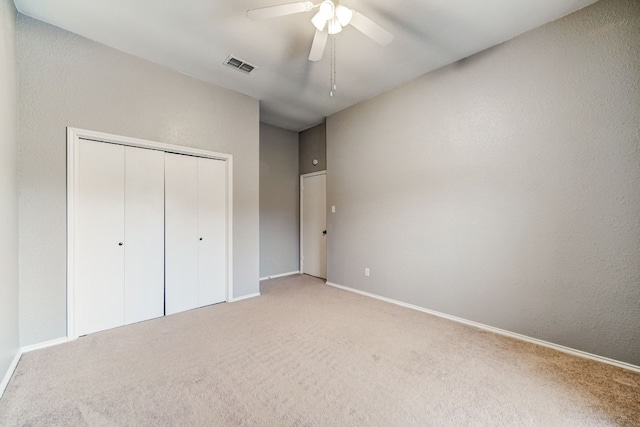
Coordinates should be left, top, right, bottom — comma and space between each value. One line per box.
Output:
247, 1, 394, 62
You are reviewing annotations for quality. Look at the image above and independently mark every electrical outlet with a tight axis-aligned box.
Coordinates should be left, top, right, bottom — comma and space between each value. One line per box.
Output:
365, 268, 370, 277
331, 205, 336, 213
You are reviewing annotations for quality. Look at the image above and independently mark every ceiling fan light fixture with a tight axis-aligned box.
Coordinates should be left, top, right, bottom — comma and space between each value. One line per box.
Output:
311, 12, 327, 31
318, 0, 335, 20
335, 5, 352, 26
328, 17, 342, 34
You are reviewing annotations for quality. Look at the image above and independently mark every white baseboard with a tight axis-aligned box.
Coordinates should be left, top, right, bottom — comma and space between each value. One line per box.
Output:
229, 292, 261, 302
0, 351, 21, 398
326, 281, 640, 374
21, 337, 68, 354
1, 336, 69, 398
259, 271, 300, 281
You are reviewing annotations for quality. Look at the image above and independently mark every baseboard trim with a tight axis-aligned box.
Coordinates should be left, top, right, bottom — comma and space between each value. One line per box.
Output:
229, 292, 261, 302
0, 351, 21, 398
1, 336, 70, 398
326, 281, 640, 373
21, 337, 68, 354
259, 271, 300, 281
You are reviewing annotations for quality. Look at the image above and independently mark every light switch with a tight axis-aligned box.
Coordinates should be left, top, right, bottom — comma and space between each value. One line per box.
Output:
331, 205, 336, 213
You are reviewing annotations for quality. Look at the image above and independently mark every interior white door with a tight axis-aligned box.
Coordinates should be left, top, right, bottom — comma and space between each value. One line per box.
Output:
301, 173, 327, 279
76, 139, 125, 336
197, 157, 227, 306
165, 153, 199, 315
124, 146, 165, 324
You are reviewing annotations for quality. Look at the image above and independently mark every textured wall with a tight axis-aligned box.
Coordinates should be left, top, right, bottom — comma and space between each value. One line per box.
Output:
17, 16, 260, 346
299, 123, 326, 176
259, 123, 300, 277
0, 0, 19, 384
327, 0, 640, 365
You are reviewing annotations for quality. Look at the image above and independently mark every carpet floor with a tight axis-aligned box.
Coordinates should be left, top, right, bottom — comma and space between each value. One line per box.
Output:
1, 274, 639, 426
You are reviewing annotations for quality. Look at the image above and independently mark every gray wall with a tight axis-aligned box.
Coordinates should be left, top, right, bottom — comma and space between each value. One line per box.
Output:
299, 123, 326, 175
326, 0, 640, 365
17, 16, 260, 346
259, 123, 300, 278
0, 0, 19, 385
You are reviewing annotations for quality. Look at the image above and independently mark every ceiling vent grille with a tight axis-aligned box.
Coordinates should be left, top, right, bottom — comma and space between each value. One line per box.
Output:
224, 55, 257, 74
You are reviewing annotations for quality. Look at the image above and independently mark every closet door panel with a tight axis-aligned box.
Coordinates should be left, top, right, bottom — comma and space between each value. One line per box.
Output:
165, 153, 199, 315
76, 140, 125, 336
197, 157, 227, 306
124, 147, 165, 324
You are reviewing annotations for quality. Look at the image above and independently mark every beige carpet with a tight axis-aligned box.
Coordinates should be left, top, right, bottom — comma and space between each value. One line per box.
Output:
1, 274, 638, 426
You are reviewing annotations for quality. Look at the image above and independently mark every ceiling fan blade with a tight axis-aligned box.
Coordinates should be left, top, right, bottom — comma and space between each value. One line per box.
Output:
309, 29, 329, 61
247, 1, 314, 20
349, 11, 394, 46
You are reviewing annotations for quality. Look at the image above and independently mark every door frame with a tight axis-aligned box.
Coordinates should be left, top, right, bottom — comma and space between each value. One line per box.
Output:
66, 127, 234, 340
299, 171, 327, 276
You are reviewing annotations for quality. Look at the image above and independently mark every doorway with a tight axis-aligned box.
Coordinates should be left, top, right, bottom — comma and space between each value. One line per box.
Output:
300, 171, 327, 279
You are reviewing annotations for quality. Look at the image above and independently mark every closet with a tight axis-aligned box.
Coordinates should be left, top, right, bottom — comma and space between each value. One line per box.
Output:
71, 133, 229, 337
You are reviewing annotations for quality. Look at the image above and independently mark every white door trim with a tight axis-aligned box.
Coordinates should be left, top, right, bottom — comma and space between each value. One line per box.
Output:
67, 127, 234, 340
299, 171, 327, 275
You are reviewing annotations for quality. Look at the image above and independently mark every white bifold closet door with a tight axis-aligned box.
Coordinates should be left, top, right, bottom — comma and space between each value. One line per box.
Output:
165, 153, 227, 315
124, 147, 165, 324
76, 140, 164, 336
197, 156, 227, 306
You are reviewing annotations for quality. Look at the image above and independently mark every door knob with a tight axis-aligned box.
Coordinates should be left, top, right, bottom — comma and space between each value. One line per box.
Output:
322, 230, 327, 235
118, 242, 123, 246
199, 237, 203, 241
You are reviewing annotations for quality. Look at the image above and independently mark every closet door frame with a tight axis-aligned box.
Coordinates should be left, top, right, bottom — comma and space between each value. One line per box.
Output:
66, 127, 234, 340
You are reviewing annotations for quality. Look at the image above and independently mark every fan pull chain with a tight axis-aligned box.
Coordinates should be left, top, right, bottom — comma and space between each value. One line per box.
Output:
330, 36, 336, 97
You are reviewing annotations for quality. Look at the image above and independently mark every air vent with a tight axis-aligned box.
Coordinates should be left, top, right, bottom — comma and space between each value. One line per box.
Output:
224, 55, 257, 74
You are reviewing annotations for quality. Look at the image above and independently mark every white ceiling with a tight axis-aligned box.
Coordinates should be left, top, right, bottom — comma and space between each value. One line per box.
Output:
14, 0, 597, 131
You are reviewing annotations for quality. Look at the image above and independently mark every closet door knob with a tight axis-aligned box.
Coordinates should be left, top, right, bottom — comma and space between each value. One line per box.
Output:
118, 242, 123, 246
199, 237, 203, 241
